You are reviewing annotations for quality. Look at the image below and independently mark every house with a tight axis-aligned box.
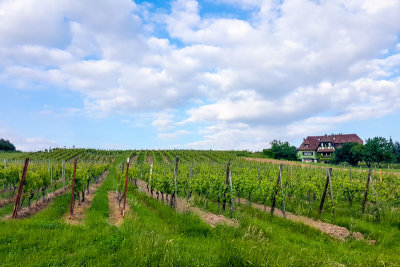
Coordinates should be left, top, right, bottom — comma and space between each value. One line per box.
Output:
297, 134, 363, 163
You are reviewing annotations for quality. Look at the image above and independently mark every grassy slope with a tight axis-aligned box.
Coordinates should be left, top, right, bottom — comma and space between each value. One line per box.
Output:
1, 153, 399, 266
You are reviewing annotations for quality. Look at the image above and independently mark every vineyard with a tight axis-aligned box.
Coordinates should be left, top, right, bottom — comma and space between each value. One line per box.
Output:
1, 149, 399, 266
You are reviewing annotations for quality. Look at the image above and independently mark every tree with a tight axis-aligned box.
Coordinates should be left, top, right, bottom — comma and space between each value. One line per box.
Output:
393, 141, 400, 164
349, 143, 364, 166
332, 142, 362, 166
0, 138, 16, 151
363, 137, 395, 167
269, 140, 298, 160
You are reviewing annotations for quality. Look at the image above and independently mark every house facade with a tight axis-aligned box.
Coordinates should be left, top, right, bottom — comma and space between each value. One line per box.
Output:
297, 134, 363, 163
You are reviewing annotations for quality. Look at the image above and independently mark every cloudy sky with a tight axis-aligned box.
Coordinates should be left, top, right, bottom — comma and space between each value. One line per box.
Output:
1, 0, 400, 151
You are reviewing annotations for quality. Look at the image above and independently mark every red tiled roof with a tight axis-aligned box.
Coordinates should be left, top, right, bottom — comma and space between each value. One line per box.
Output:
298, 134, 362, 151
317, 149, 335, 152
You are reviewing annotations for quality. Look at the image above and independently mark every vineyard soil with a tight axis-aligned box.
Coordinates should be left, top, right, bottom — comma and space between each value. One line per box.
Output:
65, 171, 108, 225
3, 185, 70, 219
137, 179, 238, 227
107, 191, 130, 226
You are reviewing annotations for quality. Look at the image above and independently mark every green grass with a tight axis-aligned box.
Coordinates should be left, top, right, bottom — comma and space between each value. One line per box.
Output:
1, 153, 399, 266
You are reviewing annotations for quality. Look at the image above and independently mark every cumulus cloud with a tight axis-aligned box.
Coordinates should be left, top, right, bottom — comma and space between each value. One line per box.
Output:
158, 130, 190, 139
1, 0, 400, 149
0, 125, 56, 151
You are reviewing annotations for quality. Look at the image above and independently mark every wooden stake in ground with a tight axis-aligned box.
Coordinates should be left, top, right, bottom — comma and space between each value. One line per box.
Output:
12, 158, 29, 219
318, 168, 332, 216
361, 168, 372, 213
123, 157, 130, 217
187, 161, 192, 200
328, 169, 335, 218
279, 165, 286, 218
223, 160, 231, 212
271, 164, 283, 216
173, 157, 179, 211
228, 166, 234, 215
69, 159, 78, 217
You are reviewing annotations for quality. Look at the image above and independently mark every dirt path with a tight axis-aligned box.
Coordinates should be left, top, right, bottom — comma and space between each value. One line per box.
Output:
146, 155, 152, 163
107, 191, 130, 226
65, 171, 108, 225
0, 195, 17, 208
245, 157, 400, 177
0, 181, 66, 208
3, 185, 70, 219
136, 180, 238, 228
238, 198, 374, 243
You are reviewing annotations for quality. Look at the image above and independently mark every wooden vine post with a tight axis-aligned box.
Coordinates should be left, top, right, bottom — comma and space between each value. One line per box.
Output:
328, 169, 335, 218
361, 168, 372, 213
69, 158, 78, 217
187, 161, 192, 200
149, 162, 153, 196
12, 158, 30, 219
228, 163, 235, 215
173, 157, 179, 211
271, 164, 285, 217
362, 168, 379, 216
279, 164, 286, 218
223, 160, 230, 211
318, 168, 332, 216
123, 157, 130, 217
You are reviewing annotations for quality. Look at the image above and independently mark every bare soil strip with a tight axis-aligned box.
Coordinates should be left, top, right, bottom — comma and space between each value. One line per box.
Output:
136, 180, 238, 228
107, 191, 130, 226
0, 180, 66, 208
245, 157, 400, 176
3, 185, 70, 219
65, 171, 108, 225
239, 198, 375, 243
146, 155, 152, 163
0, 195, 17, 208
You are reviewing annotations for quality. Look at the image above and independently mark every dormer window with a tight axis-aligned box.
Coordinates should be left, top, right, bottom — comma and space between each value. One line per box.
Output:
305, 144, 309, 148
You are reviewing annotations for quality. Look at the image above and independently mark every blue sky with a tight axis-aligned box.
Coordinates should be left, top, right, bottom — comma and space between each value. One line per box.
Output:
1, 0, 400, 151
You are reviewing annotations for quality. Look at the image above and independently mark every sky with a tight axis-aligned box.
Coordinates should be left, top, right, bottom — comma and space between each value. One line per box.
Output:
1, 0, 400, 151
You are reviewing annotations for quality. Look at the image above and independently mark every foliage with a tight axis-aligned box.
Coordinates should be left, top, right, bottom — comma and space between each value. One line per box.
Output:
364, 137, 396, 167
332, 137, 399, 167
269, 140, 298, 160
332, 142, 362, 166
393, 141, 400, 164
0, 138, 16, 151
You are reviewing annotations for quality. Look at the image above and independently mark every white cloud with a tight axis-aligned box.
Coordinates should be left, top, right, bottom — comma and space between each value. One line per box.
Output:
1, 0, 400, 149
151, 112, 175, 131
158, 130, 190, 139
0, 125, 56, 151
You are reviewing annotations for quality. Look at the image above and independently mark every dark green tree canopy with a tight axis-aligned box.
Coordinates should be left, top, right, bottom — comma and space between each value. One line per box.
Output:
0, 138, 16, 151
394, 141, 400, 164
332, 136, 397, 167
332, 142, 362, 166
364, 137, 395, 167
269, 140, 298, 160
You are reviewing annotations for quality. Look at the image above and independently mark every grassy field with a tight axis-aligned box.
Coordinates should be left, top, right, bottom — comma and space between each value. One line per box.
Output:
1, 153, 400, 266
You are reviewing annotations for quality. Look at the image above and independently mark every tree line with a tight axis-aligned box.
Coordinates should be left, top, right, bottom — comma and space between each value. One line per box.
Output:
332, 137, 400, 167
263, 137, 400, 167
0, 138, 16, 151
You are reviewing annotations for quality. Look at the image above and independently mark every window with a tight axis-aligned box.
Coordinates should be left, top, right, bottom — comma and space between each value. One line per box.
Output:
305, 144, 309, 148
303, 152, 313, 156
